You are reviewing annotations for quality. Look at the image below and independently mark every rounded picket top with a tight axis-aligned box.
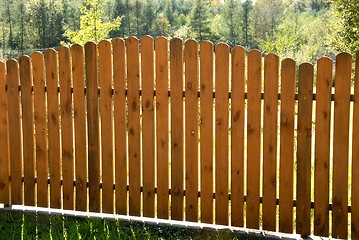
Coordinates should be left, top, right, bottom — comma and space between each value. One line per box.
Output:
112, 37, 125, 45
44, 48, 58, 60
126, 36, 139, 45
215, 42, 229, 52
185, 39, 199, 48
336, 51, 352, 60
231, 45, 245, 54
248, 49, 262, 58
19, 55, 31, 63
281, 57, 296, 67
58, 45, 70, 53
317, 56, 333, 66
0, 60, 4, 67
299, 62, 314, 69
6, 58, 19, 69
141, 35, 154, 42
99, 39, 112, 53
170, 37, 183, 45
155, 36, 168, 48
264, 52, 279, 61
200, 40, 213, 51
32, 51, 44, 61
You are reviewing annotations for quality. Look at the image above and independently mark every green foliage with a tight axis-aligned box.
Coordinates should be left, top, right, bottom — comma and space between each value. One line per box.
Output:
189, 0, 213, 42
327, 0, 359, 54
63, 0, 121, 44
259, 8, 329, 63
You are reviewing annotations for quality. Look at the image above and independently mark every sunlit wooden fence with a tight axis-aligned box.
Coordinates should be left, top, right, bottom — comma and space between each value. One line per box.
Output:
0, 36, 358, 239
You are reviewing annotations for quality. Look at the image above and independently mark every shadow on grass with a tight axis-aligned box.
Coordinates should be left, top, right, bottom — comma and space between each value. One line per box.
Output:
0, 211, 242, 239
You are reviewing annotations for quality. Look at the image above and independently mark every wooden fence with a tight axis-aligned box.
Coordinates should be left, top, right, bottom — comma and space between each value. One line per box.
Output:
0, 36, 357, 239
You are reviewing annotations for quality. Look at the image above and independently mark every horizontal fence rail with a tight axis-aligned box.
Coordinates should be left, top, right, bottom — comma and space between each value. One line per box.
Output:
0, 36, 358, 239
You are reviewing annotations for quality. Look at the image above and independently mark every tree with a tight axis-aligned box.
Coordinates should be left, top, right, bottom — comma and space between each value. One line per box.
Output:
26, 0, 64, 48
240, 0, 253, 46
253, 0, 282, 41
222, 0, 240, 46
63, 0, 121, 45
142, 0, 157, 36
327, 0, 359, 53
189, 0, 212, 42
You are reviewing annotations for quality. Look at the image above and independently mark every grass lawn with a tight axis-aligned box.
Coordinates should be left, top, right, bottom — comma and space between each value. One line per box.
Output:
0, 210, 245, 239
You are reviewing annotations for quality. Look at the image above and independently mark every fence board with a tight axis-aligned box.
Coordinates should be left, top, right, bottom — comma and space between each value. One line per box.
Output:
59, 46, 74, 210
19, 56, 35, 206
141, 36, 155, 218
45, 49, 61, 209
215, 43, 229, 226
0, 61, 9, 205
185, 39, 199, 222
85, 42, 100, 213
200, 41, 214, 224
113, 38, 127, 215
156, 37, 169, 219
7, 59, 22, 205
99, 40, 114, 214
230, 46, 245, 227
32, 52, 48, 208
279, 58, 296, 233
352, 50, 359, 240
71, 44, 87, 212
296, 63, 314, 237
262, 53, 279, 231
314, 57, 332, 237
127, 37, 141, 216
332, 52, 352, 239
170, 38, 184, 221
246, 49, 262, 229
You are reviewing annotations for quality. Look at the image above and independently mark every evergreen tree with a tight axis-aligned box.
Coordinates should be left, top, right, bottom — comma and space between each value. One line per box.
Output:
142, 0, 157, 36
111, 0, 126, 37
189, 0, 212, 42
222, 0, 240, 46
240, 0, 253, 46
133, 0, 143, 37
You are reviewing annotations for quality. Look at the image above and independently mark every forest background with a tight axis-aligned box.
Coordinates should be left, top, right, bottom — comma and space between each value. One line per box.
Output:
0, 0, 357, 63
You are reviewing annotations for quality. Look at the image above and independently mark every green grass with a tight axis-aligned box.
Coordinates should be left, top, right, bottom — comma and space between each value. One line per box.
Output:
0, 211, 243, 239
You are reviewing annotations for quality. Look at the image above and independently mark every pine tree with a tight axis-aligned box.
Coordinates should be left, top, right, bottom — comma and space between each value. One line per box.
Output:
241, 0, 253, 46
189, 0, 212, 42
142, 0, 157, 36
222, 0, 240, 46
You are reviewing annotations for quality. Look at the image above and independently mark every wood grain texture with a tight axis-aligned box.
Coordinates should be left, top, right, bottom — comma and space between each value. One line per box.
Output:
32, 52, 48, 208
230, 46, 245, 227
19, 56, 35, 206
296, 63, 314, 237
262, 53, 279, 231
71, 44, 87, 212
127, 37, 141, 216
0, 61, 10, 205
200, 41, 214, 224
141, 36, 155, 218
45, 49, 61, 209
155, 37, 169, 219
215, 43, 229, 226
7, 59, 23, 205
332, 52, 352, 239
85, 42, 100, 213
99, 40, 114, 214
59, 46, 74, 210
279, 58, 296, 233
185, 39, 199, 222
113, 38, 127, 215
246, 49, 262, 230
170, 37, 184, 221
314, 57, 332, 237
352, 50, 359, 240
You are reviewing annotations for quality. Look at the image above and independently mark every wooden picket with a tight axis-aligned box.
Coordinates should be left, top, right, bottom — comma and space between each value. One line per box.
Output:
0, 37, 358, 238
0, 60, 9, 205
262, 53, 279, 231
19, 56, 35, 206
